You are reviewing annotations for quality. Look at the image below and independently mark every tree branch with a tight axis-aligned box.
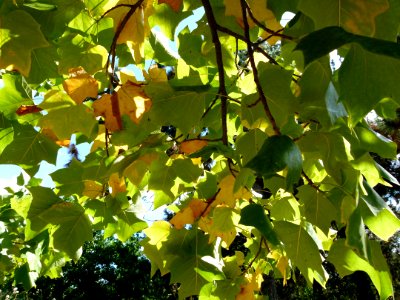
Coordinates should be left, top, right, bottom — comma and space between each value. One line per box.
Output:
240, 0, 280, 135
201, 0, 229, 145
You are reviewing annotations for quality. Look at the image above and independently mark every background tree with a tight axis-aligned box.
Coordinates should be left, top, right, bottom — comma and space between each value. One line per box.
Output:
0, 0, 400, 299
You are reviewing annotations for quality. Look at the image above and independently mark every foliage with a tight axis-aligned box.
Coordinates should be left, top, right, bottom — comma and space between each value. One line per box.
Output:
1, 0, 400, 299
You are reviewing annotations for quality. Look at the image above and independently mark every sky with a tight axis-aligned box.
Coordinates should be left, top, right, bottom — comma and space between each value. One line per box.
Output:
0, 9, 297, 196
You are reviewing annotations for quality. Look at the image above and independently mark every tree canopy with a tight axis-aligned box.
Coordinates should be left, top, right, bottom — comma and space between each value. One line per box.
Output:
0, 0, 400, 299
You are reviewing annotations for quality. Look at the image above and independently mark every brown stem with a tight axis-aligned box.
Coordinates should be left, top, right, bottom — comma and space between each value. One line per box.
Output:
240, 0, 280, 135
201, 0, 229, 145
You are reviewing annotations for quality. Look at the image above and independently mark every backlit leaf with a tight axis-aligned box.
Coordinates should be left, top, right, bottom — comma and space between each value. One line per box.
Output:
0, 10, 49, 76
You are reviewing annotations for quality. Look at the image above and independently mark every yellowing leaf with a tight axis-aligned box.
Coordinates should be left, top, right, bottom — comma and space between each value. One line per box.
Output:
109, 173, 127, 196
179, 140, 208, 155
143, 64, 168, 82
63, 67, 98, 104
41, 128, 70, 147
198, 206, 240, 247
236, 270, 263, 300
223, 0, 282, 44
83, 180, 103, 198
215, 175, 252, 207
107, 0, 154, 62
158, 0, 182, 12
170, 199, 208, 229
93, 82, 152, 131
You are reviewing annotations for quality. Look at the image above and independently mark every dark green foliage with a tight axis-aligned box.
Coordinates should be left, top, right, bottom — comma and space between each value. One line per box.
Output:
26, 232, 178, 300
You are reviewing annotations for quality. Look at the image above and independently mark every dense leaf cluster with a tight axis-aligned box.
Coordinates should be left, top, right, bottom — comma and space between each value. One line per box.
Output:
1, 0, 400, 299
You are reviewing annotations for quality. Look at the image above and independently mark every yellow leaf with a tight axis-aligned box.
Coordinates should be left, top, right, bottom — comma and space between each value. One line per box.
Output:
109, 173, 126, 196
158, 0, 182, 12
179, 140, 208, 155
63, 67, 98, 104
107, 0, 154, 62
277, 255, 289, 285
83, 180, 103, 198
143, 220, 171, 245
93, 82, 152, 131
170, 199, 208, 229
215, 175, 252, 207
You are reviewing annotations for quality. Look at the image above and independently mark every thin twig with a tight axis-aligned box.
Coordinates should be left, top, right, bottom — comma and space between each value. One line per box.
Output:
105, 0, 145, 87
240, 0, 280, 135
241, 236, 265, 275
302, 171, 322, 192
243, 1, 294, 41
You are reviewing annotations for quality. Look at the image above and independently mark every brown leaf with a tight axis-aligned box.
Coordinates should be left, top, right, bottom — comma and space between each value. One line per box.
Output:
16, 105, 42, 116
63, 67, 98, 104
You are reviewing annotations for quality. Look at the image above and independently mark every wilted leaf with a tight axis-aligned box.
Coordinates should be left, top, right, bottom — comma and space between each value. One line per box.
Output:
16, 105, 42, 116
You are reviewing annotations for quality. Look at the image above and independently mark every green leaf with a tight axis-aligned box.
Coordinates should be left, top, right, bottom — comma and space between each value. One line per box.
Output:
0, 10, 49, 76
246, 135, 302, 189
25, 187, 61, 239
0, 122, 60, 167
295, 26, 400, 66
298, 59, 347, 126
150, 4, 190, 39
0, 74, 33, 119
297, 185, 337, 233
58, 34, 108, 74
145, 83, 206, 134
27, 45, 60, 85
171, 158, 202, 183
328, 239, 393, 300
360, 183, 400, 241
274, 220, 328, 287
236, 129, 268, 165
51, 160, 84, 196
45, 201, 92, 258
346, 207, 369, 260
258, 63, 298, 128
23, 0, 57, 11
239, 204, 280, 246
339, 44, 400, 123
354, 125, 397, 159
298, 0, 390, 37
39, 104, 98, 140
